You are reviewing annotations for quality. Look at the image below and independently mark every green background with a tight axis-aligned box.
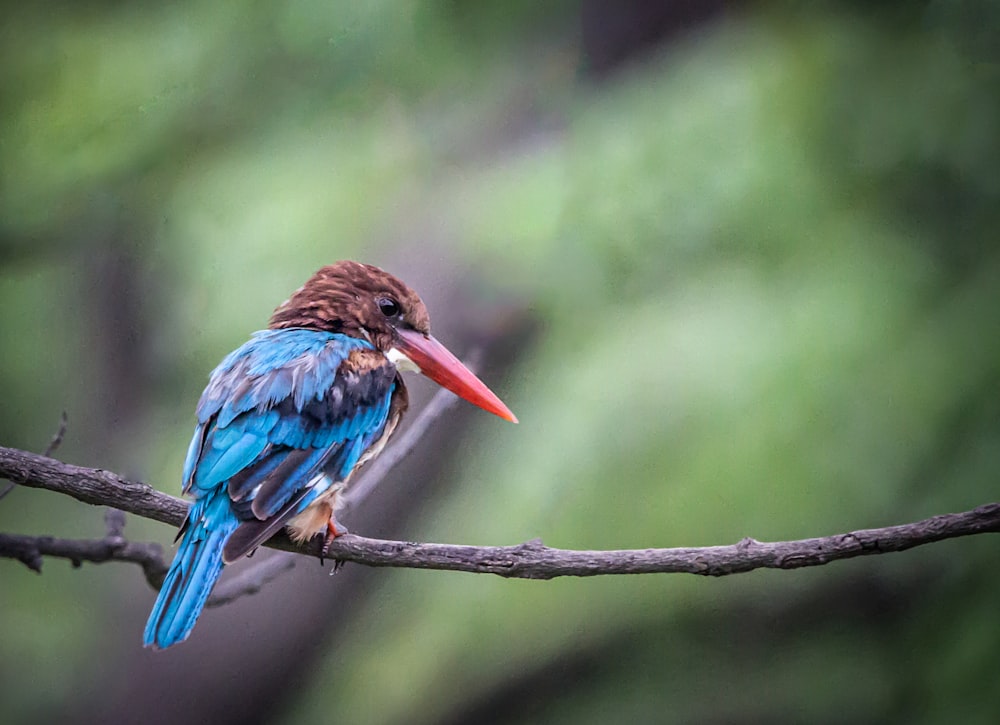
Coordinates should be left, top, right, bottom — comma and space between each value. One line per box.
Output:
2, 2, 998, 723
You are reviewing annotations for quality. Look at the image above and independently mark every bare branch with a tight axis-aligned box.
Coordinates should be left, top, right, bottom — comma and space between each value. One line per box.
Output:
0, 364, 471, 607
0, 531, 168, 589
2, 444, 999, 581
0, 445, 188, 527
321, 504, 1000, 577
206, 553, 297, 607
0, 362, 463, 601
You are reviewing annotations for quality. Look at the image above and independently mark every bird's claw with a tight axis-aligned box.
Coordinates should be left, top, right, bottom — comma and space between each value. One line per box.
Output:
319, 519, 349, 569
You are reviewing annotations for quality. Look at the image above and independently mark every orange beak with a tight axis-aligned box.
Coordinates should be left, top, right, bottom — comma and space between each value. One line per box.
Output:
393, 328, 518, 423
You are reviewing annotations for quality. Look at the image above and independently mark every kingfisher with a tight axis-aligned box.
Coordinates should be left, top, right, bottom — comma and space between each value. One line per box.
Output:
143, 261, 517, 649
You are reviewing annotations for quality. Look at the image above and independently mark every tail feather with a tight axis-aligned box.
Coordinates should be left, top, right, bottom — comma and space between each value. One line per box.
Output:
143, 493, 239, 649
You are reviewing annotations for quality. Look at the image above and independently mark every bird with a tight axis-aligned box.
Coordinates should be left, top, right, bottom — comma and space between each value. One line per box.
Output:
143, 260, 517, 649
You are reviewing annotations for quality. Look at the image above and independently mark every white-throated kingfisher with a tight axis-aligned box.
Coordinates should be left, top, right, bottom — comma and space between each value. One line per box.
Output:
143, 261, 516, 649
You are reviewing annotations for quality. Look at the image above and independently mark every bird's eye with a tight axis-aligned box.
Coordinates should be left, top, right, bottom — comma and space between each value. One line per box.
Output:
377, 297, 400, 317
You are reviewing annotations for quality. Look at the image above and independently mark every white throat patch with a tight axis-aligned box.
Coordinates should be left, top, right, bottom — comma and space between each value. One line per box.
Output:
386, 347, 421, 373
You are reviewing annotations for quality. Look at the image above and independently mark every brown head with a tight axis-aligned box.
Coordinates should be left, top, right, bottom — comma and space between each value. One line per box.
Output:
269, 261, 430, 352
269, 261, 517, 423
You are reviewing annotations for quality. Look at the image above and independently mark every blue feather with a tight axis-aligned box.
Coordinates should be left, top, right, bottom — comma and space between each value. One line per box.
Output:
143, 491, 239, 649
145, 329, 398, 649
195, 431, 269, 490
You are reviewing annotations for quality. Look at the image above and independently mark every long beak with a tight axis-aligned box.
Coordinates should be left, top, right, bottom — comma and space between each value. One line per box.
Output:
392, 328, 518, 423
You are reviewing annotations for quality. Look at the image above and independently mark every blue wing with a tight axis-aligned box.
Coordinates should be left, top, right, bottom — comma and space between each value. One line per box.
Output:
144, 329, 398, 649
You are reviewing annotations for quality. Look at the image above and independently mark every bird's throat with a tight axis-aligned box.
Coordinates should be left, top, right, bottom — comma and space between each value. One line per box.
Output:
386, 346, 421, 373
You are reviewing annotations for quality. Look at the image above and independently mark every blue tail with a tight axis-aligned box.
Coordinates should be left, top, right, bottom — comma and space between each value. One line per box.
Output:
143, 492, 239, 649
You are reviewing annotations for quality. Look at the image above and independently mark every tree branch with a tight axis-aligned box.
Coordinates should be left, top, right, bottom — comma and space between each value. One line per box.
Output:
0, 371, 473, 603
0, 446, 187, 527
206, 553, 297, 606
0, 531, 168, 589
3, 444, 999, 580
321, 504, 1000, 577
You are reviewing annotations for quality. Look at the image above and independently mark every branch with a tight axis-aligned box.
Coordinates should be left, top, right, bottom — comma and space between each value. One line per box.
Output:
0, 531, 168, 589
0, 446, 187, 527
43, 410, 68, 457
322, 503, 1000, 577
0, 374, 468, 602
3, 445, 999, 579
206, 553, 297, 606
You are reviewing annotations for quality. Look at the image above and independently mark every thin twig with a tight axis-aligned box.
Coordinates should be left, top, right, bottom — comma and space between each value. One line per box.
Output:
2, 445, 998, 580
206, 553, 298, 607
105, 508, 126, 538
43, 411, 68, 457
1, 411, 70, 502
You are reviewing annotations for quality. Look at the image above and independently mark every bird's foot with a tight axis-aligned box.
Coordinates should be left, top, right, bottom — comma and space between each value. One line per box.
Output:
321, 519, 349, 572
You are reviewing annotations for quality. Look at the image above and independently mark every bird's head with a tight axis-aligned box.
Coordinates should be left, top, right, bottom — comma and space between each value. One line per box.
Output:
270, 261, 517, 423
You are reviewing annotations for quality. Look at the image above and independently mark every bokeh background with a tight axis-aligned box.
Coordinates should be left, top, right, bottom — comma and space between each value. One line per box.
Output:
2, 1, 999, 723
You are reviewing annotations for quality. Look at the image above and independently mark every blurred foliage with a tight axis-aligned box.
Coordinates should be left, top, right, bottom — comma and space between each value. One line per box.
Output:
1, 1, 998, 724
